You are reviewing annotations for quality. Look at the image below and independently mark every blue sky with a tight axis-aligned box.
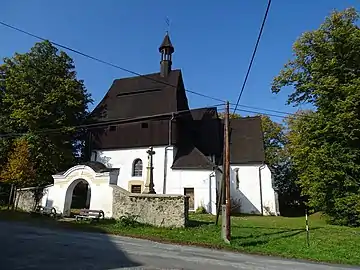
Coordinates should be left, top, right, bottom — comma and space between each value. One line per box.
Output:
0, 1, 358, 122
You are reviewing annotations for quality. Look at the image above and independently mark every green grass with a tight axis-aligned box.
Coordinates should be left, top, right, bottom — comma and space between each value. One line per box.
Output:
1, 209, 359, 266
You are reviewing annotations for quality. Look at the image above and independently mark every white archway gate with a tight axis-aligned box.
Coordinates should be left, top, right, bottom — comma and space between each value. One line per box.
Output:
63, 178, 91, 217
41, 163, 119, 217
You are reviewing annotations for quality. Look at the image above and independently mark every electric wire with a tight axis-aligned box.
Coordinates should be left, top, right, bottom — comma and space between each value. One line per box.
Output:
232, 0, 272, 115
0, 20, 224, 103
0, 18, 295, 117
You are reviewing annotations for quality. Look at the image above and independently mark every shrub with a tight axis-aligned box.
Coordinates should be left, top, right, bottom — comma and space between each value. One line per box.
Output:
195, 206, 207, 214
118, 213, 141, 227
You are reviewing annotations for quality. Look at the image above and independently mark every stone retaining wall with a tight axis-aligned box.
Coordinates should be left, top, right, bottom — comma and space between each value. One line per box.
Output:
112, 186, 189, 228
14, 187, 44, 212
14, 185, 190, 228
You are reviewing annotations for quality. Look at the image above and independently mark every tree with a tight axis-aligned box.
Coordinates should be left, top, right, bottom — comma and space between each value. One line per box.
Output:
272, 8, 360, 226
0, 69, 10, 170
260, 115, 286, 167
0, 40, 93, 186
260, 115, 303, 214
217, 112, 241, 119
0, 138, 36, 189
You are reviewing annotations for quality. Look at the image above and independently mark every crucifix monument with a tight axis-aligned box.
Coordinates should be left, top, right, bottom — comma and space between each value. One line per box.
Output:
143, 146, 156, 194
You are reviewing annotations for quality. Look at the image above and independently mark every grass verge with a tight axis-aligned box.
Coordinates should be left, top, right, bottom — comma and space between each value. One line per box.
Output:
1, 209, 359, 266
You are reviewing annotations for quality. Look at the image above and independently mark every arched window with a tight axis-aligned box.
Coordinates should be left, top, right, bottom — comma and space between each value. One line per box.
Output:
132, 159, 143, 177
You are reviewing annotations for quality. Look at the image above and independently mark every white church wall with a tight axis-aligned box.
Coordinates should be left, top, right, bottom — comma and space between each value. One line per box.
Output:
167, 169, 216, 214
92, 146, 168, 194
92, 146, 218, 214
260, 165, 279, 215
229, 164, 278, 215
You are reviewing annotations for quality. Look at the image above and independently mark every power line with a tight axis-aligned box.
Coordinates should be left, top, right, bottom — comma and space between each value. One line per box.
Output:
225, 102, 292, 116
232, 0, 272, 115
0, 105, 222, 139
225, 106, 316, 121
0, 19, 297, 118
0, 102, 315, 140
218, 106, 288, 119
229, 107, 287, 119
0, 20, 224, 103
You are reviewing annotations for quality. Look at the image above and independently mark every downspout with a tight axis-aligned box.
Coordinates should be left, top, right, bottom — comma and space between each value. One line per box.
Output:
259, 164, 266, 215
208, 169, 216, 214
163, 113, 175, 194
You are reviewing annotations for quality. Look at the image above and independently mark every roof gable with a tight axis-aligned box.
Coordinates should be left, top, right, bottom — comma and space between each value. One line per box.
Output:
229, 116, 265, 164
172, 145, 215, 170
91, 69, 189, 120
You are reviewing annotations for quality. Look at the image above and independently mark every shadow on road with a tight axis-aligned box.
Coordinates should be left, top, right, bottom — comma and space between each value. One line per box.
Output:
0, 213, 142, 270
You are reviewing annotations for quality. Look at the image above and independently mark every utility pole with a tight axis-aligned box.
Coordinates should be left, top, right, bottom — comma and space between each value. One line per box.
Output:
221, 101, 231, 243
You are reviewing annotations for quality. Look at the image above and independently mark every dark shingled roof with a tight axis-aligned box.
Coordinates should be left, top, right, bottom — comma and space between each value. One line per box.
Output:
54, 161, 117, 175
228, 116, 265, 164
172, 145, 215, 170
189, 107, 222, 157
91, 69, 189, 121
81, 161, 107, 172
88, 68, 265, 169
80, 161, 119, 172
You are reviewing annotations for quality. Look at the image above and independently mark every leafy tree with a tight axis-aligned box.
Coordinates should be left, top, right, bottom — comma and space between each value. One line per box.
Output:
0, 69, 10, 170
0, 40, 93, 186
218, 112, 241, 119
0, 138, 36, 188
260, 115, 303, 214
272, 8, 360, 226
260, 115, 286, 167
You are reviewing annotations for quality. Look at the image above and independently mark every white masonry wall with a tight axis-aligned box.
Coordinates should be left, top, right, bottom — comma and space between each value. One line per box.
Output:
41, 165, 115, 217
93, 146, 168, 194
229, 164, 279, 215
91, 148, 279, 216
92, 146, 216, 213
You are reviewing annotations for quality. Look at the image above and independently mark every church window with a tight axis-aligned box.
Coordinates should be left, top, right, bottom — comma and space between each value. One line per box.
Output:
131, 185, 142, 193
132, 159, 143, 177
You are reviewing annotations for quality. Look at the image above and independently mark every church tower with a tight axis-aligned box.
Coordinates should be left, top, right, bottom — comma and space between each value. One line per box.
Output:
159, 32, 174, 77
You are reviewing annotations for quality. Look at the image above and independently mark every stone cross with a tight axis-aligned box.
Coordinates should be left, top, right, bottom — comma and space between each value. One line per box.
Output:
143, 146, 156, 194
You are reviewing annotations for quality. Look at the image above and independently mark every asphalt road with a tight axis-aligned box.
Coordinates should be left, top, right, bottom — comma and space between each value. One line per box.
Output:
0, 221, 358, 270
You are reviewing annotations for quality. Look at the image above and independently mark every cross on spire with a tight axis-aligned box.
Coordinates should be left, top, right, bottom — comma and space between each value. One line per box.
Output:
165, 17, 170, 33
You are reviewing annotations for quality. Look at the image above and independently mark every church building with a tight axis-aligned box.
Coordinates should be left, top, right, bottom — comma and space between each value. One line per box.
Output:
84, 33, 279, 216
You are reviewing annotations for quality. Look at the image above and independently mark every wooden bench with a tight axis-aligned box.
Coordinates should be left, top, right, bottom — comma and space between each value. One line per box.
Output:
33, 206, 57, 218
75, 209, 104, 222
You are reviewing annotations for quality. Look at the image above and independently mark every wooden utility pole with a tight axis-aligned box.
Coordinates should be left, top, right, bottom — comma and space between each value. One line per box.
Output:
224, 101, 231, 242
220, 101, 231, 243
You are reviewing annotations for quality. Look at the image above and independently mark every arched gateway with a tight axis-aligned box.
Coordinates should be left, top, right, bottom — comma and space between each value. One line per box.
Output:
42, 162, 119, 217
